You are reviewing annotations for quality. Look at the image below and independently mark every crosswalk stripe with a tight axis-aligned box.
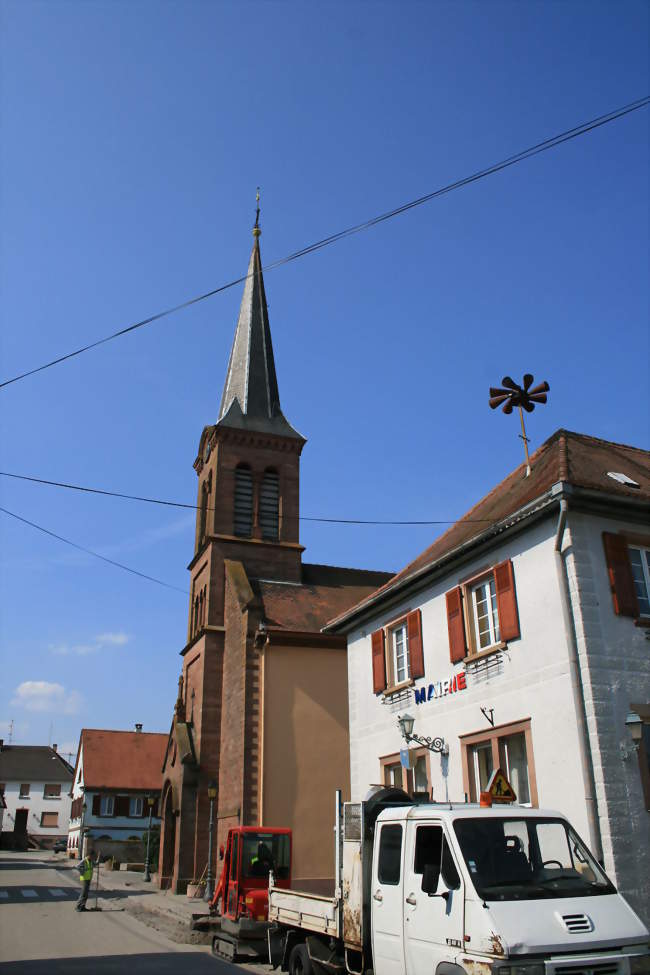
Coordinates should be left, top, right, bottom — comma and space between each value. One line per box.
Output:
21, 889, 37, 898
48, 889, 66, 897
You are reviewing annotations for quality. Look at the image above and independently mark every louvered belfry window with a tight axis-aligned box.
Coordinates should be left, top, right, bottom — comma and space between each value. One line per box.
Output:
260, 470, 280, 541
234, 465, 254, 537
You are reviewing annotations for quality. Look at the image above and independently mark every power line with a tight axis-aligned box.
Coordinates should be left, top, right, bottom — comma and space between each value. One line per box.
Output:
0, 470, 494, 525
1, 95, 647, 391
0, 505, 188, 594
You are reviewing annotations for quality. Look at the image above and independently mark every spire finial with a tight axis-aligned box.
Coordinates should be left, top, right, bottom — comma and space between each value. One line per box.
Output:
253, 187, 261, 238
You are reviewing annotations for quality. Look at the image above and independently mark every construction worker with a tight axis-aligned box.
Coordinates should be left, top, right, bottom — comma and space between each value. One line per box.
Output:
76, 848, 94, 912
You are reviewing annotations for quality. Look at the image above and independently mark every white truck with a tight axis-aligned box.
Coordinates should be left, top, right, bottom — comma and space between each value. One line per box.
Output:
267, 787, 649, 975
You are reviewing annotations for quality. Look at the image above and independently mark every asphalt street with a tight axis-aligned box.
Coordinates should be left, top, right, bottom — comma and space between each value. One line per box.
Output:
0, 851, 244, 974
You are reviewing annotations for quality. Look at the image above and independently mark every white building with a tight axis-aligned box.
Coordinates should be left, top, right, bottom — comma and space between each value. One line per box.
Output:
0, 743, 73, 849
326, 430, 650, 925
68, 725, 166, 861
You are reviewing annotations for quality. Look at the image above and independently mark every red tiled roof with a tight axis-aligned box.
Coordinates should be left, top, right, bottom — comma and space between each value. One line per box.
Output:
327, 429, 650, 627
253, 563, 393, 632
79, 729, 167, 791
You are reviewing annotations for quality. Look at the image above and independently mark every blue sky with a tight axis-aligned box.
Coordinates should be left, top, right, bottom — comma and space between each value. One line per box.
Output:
1, 0, 647, 761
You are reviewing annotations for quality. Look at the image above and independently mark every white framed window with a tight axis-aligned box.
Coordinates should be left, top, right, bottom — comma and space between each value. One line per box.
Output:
471, 575, 500, 650
413, 754, 429, 795
43, 783, 61, 799
100, 795, 114, 816
390, 622, 410, 685
129, 796, 144, 817
384, 761, 403, 790
462, 720, 537, 806
470, 741, 494, 796
19, 783, 30, 798
629, 546, 650, 617
502, 732, 531, 805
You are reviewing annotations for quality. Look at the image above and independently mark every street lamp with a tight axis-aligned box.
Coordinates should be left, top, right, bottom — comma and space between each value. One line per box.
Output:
204, 780, 218, 902
625, 712, 643, 750
143, 795, 156, 882
397, 713, 448, 755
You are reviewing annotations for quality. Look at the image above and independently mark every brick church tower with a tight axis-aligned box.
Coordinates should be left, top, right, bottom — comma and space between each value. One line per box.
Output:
159, 208, 390, 893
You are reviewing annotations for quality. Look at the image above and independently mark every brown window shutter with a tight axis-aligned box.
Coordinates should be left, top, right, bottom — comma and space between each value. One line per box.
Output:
602, 532, 639, 617
494, 559, 521, 641
371, 629, 387, 694
407, 609, 425, 679
92, 795, 101, 816
446, 587, 467, 663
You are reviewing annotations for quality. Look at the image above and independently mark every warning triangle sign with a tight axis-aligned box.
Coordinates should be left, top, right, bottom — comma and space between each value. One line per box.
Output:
486, 767, 517, 803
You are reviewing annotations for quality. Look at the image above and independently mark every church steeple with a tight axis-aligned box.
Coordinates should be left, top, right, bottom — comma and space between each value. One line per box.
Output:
217, 202, 303, 441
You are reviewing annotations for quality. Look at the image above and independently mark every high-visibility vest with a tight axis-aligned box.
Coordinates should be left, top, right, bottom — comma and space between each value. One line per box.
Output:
80, 858, 93, 881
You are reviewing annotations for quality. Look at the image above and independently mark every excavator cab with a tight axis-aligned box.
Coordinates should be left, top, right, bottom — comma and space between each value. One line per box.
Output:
211, 826, 292, 924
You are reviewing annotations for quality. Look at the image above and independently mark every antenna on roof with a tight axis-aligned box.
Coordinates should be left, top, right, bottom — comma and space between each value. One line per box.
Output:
8, 719, 14, 744
489, 373, 550, 477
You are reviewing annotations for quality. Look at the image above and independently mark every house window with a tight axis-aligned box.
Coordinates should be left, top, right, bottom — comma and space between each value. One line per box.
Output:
234, 465, 253, 537
129, 797, 144, 817
383, 761, 403, 790
446, 559, 520, 663
40, 812, 59, 828
100, 795, 114, 816
390, 622, 410, 685
381, 750, 430, 798
371, 610, 424, 694
471, 576, 500, 650
602, 532, 650, 621
629, 547, 650, 618
43, 784, 61, 799
259, 470, 280, 541
461, 720, 537, 806
19, 784, 30, 798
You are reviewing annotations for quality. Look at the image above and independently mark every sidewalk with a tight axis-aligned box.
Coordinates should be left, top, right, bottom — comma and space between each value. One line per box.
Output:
53, 855, 211, 942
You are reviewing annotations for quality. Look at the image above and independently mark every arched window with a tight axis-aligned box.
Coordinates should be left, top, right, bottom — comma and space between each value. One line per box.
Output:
260, 469, 280, 541
199, 482, 208, 542
193, 596, 199, 636
234, 465, 253, 537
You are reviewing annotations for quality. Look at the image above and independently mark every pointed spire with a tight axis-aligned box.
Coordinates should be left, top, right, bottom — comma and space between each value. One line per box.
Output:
217, 205, 303, 441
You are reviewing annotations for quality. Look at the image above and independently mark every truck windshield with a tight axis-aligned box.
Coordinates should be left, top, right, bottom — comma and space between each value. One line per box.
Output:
453, 817, 615, 901
241, 832, 290, 881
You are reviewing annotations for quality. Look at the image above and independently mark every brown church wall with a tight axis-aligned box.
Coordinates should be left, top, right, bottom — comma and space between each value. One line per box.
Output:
260, 643, 350, 887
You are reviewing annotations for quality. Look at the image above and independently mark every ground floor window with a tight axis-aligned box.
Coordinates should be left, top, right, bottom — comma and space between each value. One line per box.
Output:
380, 749, 431, 798
40, 812, 59, 828
460, 719, 537, 806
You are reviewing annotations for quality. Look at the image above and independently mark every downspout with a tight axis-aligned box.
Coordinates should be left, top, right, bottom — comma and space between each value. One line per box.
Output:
554, 498, 603, 861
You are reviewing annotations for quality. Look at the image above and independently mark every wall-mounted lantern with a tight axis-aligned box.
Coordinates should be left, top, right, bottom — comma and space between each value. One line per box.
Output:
398, 713, 449, 755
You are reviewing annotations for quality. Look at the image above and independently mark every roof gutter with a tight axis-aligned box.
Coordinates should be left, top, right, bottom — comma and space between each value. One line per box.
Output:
553, 497, 604, 863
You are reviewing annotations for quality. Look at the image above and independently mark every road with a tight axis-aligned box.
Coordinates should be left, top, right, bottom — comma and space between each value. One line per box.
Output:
0, 851, 244, 974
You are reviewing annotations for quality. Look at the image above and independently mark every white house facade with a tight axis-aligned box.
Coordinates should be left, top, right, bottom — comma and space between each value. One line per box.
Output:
0, 744, 73, 849
326, 430, 650, 926
68, 726, 166, 861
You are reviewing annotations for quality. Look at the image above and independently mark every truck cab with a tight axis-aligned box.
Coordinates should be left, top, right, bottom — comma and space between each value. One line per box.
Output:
371, 803, 649, 975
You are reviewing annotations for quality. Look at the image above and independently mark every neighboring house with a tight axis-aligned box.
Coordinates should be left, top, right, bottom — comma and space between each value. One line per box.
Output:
0, 741, 73, 850
0, 791, 5, 832
159, 216, 391, 893
326, 430, 650, 926
68, 725, 167, 862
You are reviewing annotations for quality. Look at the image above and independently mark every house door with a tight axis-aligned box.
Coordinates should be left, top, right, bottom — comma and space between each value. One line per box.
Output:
14, 809, 28, 834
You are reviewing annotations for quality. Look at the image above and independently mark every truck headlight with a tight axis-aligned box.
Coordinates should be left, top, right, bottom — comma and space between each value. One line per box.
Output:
629, 953, 650, 975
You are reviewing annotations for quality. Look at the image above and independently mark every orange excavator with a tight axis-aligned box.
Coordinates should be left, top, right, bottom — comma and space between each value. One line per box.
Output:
192, 825, 292, 962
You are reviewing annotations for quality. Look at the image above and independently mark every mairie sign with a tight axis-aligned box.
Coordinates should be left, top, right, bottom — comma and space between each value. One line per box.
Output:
414, 671, 467, 705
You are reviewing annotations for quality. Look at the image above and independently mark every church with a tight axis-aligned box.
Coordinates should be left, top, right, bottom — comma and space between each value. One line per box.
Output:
158, 209, 390, 893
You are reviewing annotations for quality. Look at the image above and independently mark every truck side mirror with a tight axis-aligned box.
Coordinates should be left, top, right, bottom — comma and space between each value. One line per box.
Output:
422, 862, 441, 896
219, 845, 225, 861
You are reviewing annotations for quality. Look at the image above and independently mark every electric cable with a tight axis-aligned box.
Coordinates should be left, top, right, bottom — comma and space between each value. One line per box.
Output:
0, 470, 495, 525
0, 505, 188, 594
1, 95, 647, 391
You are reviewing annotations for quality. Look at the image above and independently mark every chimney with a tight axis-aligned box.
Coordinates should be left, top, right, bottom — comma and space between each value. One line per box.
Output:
52, 743, 58, 752
135, 723, 143, 733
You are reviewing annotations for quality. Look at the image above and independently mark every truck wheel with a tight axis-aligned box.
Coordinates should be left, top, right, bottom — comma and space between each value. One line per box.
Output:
289, 944, 313, 975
